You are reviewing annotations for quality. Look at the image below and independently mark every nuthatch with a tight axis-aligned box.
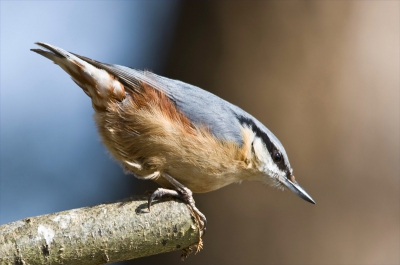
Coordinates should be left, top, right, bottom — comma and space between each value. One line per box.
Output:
31, 42, 315, 236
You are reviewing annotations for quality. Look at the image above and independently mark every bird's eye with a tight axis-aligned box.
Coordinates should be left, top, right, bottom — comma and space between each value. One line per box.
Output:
272, 151, 283, 163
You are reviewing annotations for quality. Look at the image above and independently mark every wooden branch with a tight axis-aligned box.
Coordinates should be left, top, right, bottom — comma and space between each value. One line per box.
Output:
0, 196, 201, 264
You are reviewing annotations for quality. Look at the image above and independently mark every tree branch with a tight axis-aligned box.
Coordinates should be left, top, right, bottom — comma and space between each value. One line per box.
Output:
0, 196, 201, 264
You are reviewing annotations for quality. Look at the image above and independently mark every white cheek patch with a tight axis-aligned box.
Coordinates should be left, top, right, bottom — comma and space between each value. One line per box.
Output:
252, 137, 268, 162
253, 136, 280, 177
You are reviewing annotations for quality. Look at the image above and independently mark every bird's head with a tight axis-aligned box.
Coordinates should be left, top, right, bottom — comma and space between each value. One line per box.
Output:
239, 116, 315, 204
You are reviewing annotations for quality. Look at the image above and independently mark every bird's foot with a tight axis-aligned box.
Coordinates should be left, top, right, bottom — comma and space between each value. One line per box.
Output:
148, 187, 207, 236
147, 173, 206, 256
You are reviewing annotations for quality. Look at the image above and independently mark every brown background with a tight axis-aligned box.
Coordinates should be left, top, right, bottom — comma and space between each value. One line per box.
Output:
129, 1, 399, 264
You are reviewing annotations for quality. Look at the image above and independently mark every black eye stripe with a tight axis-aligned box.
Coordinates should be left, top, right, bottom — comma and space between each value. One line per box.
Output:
237, 116, 273, 153
237, 115, 288, 172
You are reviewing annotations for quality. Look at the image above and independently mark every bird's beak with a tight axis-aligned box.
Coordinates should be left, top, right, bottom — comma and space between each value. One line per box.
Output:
282, 175, 315, 204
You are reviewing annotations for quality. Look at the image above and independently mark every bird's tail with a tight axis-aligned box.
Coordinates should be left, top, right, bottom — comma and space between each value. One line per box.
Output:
31, 42, 126, 111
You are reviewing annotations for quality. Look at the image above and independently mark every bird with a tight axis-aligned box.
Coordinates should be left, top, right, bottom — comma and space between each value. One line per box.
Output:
31, 42, 315, 237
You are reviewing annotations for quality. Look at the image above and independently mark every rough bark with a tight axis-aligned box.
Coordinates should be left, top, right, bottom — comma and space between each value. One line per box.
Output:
0, 196, 201, 264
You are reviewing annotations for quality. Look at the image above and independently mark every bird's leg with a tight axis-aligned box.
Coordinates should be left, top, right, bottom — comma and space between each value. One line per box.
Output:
148, 173, 207, 237
147, 188, 180, 203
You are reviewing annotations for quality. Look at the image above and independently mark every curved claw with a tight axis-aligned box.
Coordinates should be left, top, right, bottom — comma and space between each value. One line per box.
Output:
146, 186, 207, 236
147, 174, 207, 239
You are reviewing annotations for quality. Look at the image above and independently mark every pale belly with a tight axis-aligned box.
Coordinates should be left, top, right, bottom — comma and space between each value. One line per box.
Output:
152, 171, 239, 193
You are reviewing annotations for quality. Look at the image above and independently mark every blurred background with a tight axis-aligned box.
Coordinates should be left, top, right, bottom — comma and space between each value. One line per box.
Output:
1, 1, 398, 264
